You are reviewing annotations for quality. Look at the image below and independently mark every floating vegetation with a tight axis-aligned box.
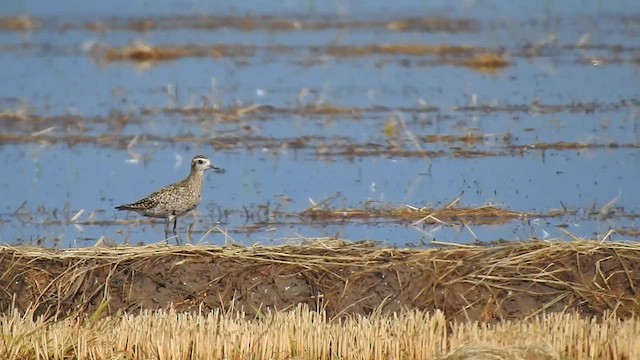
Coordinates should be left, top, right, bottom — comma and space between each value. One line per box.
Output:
1, 15, 479, 33
0, 16, 40, 31
615, 228, 640, 237
2, 99, 637, 133
301, 198, 566, 225
386, 17, 478, 32
0, 126, 637, 160
301, 205, 545, 224
513, 141, 623, 151
100, 41, 259, 62
462, 52, 511, 73
326, 44, 476, 57
422, 133, 487, 145
96, 41, 511, 64
453, 99, 640, 113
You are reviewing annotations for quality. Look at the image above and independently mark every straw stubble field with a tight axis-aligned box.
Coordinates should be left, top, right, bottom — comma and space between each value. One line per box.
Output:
0, 239, 639, 359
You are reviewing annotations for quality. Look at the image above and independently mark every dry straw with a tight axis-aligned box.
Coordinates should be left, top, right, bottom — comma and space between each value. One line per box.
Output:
300, 196, 566, 225
1, 239, 639, 322
1, 305, 639, 359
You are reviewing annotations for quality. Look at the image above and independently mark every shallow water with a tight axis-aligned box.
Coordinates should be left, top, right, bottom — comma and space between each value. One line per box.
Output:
1, 1, 639, 247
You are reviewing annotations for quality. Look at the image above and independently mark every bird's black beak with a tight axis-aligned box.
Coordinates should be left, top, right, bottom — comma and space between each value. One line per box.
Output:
212, 165, 225, 174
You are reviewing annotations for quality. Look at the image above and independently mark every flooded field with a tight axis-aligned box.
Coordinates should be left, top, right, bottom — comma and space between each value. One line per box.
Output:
0, 1, 639, 247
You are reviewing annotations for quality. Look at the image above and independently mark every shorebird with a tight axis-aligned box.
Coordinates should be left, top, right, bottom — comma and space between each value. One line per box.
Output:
115, 155, 219, 237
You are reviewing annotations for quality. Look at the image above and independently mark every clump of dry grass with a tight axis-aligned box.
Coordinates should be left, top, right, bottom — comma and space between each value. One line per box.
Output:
386, 17, 478, 32
463, 53, 510, 72
301, 197, 565, 225
0, 16, 40, 31
1, 305, 639, 359
100, 42, 257, 62
442, 342, 560, 360
422, 133, 487, 145
98, 42, 495, 63
301, 204, 544, 224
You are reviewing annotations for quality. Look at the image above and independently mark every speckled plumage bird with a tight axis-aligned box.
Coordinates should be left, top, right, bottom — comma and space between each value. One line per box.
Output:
115, 155, 219, 236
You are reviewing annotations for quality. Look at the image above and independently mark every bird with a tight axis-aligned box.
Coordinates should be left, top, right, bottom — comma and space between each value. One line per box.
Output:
115, 154, 220, 237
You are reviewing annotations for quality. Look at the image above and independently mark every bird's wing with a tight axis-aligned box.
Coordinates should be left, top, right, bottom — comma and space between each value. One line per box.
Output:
117, 196, 159, 211
116, 181, 191, 211
148, 183, 191, 203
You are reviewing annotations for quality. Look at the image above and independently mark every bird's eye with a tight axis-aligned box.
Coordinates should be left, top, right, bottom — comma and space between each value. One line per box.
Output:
197, 160, 203, 164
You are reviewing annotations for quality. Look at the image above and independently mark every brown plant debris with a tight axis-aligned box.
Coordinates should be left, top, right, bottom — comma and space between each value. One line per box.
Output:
0, 239, 639, 324
513, 141, 621, 151
97, 42, 490, 62
463, 52, 511, 72
0, 16, 40, 31
1, 131, 638, 159
453, 99, 640, 113
326, 44, 476, 57
423, 134, 487, 145
11, 15, 478, 33
146, 98, 640, 116
386, 17, 478, 32
615, 228, 640, 237
301, 203, 565, 225
101, 42, 258, 62
5, 100, 630, 128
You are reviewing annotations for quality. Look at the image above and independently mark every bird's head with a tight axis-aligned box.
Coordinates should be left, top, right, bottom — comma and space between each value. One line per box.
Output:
191, 155, 219, 172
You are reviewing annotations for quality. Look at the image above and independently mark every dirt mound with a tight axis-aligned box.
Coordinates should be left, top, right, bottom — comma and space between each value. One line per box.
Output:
0, 240, 638, 321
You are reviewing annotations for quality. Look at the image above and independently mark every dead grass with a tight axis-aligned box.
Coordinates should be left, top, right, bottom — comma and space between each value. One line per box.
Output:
453, 99, 640, 113
326, 44, 476, 57
77, 15, 477, 33
101, 42, 258, 62
463, 52, 510, 73
0, 16, 40, 31
422, 133, 487, 145
1, 305, 639, 359
98, 42, 492, 63
0, 129, 638, 159
386, 17, 478, 32
1, 239, 640, 325
301, 199, 566, 225
615, 228, 640, 237
513, 141, 621, 150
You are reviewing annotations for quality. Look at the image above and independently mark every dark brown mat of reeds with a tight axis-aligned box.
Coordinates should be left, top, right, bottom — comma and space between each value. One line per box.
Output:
0, 239, 638, 321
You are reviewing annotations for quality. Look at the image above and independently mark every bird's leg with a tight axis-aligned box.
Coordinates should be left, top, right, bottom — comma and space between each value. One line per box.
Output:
165, 215, 180, 244
164, 216, 176, 238
164, 218, 171, 239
